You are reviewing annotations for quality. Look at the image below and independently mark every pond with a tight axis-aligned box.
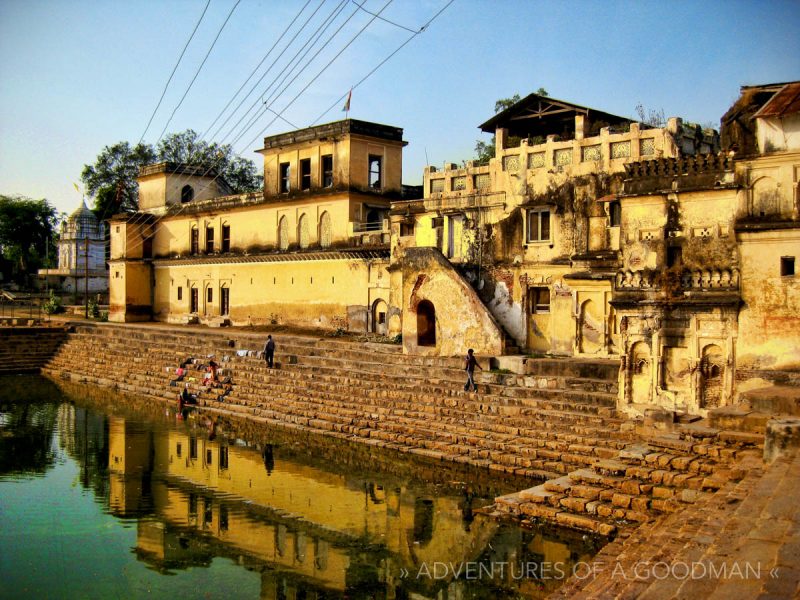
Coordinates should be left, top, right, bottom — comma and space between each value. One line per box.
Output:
0, 375, 606, 599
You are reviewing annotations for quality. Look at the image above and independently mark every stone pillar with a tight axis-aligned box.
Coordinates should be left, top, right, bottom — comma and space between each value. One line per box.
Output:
575, 114, 588, 140
496, 128, 507, 153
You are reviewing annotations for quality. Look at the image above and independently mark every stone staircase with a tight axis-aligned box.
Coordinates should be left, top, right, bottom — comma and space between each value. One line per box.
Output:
551, 451, 800, 599
0, 326, 67, 374
39, 322, 764, 538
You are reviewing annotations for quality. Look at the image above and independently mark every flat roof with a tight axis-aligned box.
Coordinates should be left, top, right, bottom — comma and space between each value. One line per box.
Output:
260, 119, 405, 150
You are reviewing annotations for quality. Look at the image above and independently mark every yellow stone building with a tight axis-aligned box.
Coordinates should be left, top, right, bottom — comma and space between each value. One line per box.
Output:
109, 119, 413, 332
390, 93, 717, 357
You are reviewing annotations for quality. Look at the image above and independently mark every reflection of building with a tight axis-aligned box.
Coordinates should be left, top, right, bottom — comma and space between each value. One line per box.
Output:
39, 199, 108, 296
101, 411, 595, 599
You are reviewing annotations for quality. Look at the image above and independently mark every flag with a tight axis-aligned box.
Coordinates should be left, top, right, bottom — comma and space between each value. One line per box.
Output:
342, 88, 352, 113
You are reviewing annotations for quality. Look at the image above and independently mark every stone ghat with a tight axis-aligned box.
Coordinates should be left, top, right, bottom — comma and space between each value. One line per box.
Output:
0, 326, 68, 374
40, 322, 763, 538
551, 452, 800, 598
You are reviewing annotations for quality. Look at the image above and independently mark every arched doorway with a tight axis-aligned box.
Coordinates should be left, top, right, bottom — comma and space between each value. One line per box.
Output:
700, 344, 724, 409
417, 300, 436, 346
579, 299, 603, 354
630, 341, 651, 404
371, 299, 388, 335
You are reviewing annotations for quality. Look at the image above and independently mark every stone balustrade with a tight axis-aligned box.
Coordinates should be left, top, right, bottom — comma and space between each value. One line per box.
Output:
615, 267, 740, 291
624, 153, 734, 179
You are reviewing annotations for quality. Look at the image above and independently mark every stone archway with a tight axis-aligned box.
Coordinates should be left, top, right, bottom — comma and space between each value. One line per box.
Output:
700, 344, 725, 409
371, 299, 388, 335
579, 299, 603, 354
417, 300, 436, 347
630, 341, 651, 404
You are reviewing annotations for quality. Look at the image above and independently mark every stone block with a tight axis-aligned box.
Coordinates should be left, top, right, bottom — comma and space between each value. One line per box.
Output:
763, 418, 800, 463
594, 459, 628, 475
555, 493, 587, 514
611, 493, 632, 508
519, 502, 561, 519
652, 486, 674, 499
620, 479, 641, 495
570, 484, 603, 501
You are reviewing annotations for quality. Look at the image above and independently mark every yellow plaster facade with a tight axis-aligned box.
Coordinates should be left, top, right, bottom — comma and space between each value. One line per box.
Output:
109, 120, 409, 331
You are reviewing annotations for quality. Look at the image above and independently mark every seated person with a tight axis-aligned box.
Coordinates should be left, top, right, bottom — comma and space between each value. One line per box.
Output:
180, 384, 197, 405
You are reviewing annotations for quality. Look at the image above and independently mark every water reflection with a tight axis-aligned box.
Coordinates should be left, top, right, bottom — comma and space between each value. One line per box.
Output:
0, 376, 605, 599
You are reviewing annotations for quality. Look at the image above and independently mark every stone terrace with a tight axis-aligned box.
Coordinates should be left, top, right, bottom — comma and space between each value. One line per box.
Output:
39, 321, 765, 541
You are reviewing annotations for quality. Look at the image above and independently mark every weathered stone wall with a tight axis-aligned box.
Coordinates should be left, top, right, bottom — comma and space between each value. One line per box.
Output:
399, 247, 503, 356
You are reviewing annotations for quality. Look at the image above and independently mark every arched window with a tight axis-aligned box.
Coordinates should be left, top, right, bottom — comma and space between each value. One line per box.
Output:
319, 211, 332, 248
417, 300, 436, 346
372, 299, 388, 334
278, 216, 288, 250
298, 214, 310, 249
181, 185, 194, 203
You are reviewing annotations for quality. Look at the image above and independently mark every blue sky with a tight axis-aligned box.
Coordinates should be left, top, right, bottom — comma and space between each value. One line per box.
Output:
1, 0, 798, 216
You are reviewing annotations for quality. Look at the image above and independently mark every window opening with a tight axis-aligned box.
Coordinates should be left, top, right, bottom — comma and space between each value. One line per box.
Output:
300, 158, 311, 191
191, 227, 199, 254
221, 224, 230, 252
205, 226, 214, 253
527, 209, 551, 242
322, 154, 333, 187
781, 256, 795, 276
369, 155, 382, 189
280, 162, 290, 193
530, 287, 550, 313
609, 201, 621, 227
181, 185, 194, 203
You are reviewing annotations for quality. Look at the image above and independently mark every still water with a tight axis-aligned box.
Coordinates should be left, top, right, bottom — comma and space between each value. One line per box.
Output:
0, 375, 605, 599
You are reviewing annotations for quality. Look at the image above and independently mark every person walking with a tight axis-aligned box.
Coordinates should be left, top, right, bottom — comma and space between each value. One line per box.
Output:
264, 334, 275, 368
464, 348, 482, 392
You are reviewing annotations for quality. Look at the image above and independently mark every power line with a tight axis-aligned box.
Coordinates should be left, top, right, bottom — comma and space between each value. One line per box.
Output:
137, 0, 211, 145
229, 0, 377, 150
116, 0, 342, 248
199, 0, 318, 142
210, 0, 350, 148
120, 0, 389, 258
165, 0, 347, 205
155, 0, 242, 144
312, 0, 455, 125
349, 0, 419, 33
122, 0, 453, 258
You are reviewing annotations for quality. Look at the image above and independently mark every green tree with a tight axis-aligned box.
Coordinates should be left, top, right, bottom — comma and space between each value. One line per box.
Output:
80, 141, 157, 217
81, 130, 262, 219
156, 130, 261, 194
475, 90, 548, 165
0, 195, 59, 283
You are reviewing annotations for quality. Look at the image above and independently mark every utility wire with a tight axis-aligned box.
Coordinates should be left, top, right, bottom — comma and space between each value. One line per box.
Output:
165, 0, 345, 204
138, 0, 211, 145
350, 0, 419, 33
119, 0, 337, 240
228, 0, 352, 146
155, 0, 242, 144
123, 0, 452, 257
121, 0, 389, 257
312, 0, 455, 124
212, 0, 350, 147
229, 0, 377, 150
200, 0, 318, 142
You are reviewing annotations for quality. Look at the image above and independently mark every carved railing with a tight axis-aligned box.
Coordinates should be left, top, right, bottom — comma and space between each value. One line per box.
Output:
615, 267, 740, 291
624, 154, 733, 179
423, 191, 506, 212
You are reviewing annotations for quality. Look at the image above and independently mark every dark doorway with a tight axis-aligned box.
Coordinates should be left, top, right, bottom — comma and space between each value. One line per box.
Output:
417, 300, 436, 346
190, 288, 198, 313
220, 287, 230, 316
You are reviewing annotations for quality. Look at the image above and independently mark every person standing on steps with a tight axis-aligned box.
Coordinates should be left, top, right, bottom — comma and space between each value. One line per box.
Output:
464, 348, 482, 392
264, 334, 275, 368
